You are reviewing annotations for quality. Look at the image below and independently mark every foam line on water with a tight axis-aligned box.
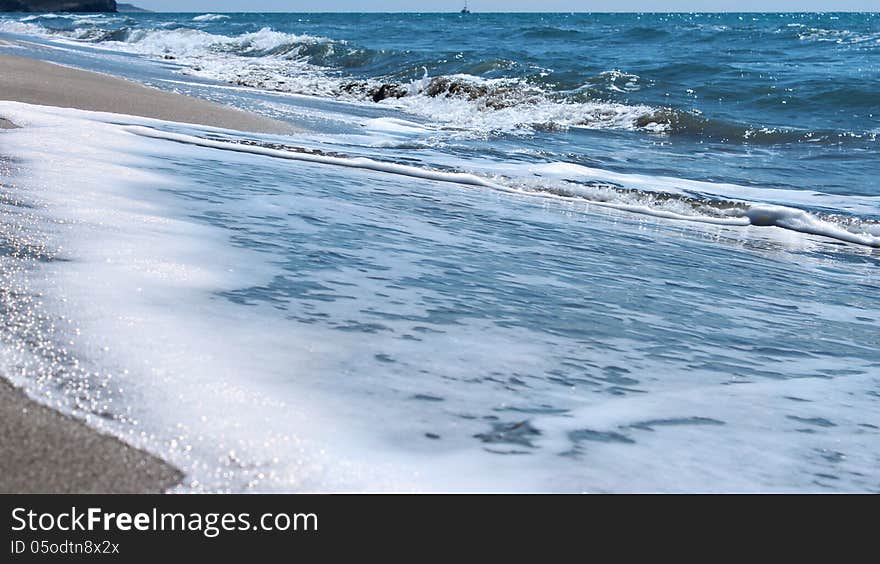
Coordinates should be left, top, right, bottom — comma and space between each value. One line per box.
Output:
525, 161, 880, 216
124, 126, 880, 247
4, 101, 650, 492
125, 125, 750, 224
0, 102, 448, 492
745, 205, 880, 248
125, 125, 520, 190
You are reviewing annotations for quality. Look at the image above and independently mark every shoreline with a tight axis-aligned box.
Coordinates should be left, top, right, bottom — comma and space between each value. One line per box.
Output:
0, 52, 296, 134
0, 51, 300, 493
0, 378, 183, 493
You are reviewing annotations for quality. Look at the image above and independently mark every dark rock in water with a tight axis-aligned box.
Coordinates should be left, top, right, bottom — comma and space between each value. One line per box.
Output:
337, 76, 524, 110
423, 76, 488, 100
337, 81, 371, 100
0, 0, 116, 11
370, 83, 407, 103
420, 76, 526, 110
337, 81, 407, 103
335, 76, 527, 110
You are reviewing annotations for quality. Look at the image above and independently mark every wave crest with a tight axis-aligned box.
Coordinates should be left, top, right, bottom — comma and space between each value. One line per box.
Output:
192, 14, 230, 22
128, 126, 880, 249
2, 17, 876, 143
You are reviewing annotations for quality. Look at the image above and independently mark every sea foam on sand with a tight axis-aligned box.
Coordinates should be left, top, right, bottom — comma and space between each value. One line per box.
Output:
0, 103, 399, 492
0, 103, 572, 492
2, 102, 878, 493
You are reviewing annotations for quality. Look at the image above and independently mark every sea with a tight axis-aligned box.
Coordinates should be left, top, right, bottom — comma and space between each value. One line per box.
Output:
0, 12, 878, 492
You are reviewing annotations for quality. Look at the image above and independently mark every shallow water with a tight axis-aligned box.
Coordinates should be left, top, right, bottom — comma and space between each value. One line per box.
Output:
0, 13, 878, 492
2, 12, 879, 243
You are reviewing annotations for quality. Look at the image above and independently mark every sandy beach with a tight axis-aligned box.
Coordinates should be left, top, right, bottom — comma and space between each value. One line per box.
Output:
0, 379, 183, 493
0, 51, 299, 493
0, 52, 294, 133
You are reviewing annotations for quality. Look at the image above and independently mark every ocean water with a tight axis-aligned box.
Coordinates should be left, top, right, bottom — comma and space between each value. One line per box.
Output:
0, 12, 878, 492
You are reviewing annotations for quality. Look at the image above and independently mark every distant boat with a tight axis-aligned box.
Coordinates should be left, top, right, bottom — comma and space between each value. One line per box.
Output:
460, 1, 470, 13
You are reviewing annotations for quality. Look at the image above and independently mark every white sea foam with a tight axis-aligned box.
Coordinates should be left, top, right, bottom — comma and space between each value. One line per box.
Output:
0, 19, 664, 135
798, 27, 880, 45
0, 20, 332, 59
0, 103, 400, 491
0, 102, 577, 492
527, 372, 880, 492
523, 161, 880, 216
0, 20, 47, 36
19, 13, 89, 21
92, 26, 330, 64
125, 126, 880, 248
2, 102, 878, 492
385, 74, 656, 134
192, 14, 230, 22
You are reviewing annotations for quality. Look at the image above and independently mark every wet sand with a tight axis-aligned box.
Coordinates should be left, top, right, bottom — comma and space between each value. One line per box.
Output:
0, 50, 301, 493
0, 378, 182, 493
0, 52, 295, 134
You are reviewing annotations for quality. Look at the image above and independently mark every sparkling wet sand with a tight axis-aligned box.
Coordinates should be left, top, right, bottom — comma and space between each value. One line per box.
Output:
0, 379, 183, 493
0, 50, 298, 493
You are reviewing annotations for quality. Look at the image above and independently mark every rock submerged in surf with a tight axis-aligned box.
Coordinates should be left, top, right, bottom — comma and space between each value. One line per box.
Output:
423, 76, 489, 100
336, 76, 525, 109
370, 83, 408, 103
422, 77, 528, 110
338, 81, 407, 102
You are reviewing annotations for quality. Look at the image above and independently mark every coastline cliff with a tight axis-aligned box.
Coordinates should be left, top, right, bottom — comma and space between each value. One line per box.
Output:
0, 0, 117, 11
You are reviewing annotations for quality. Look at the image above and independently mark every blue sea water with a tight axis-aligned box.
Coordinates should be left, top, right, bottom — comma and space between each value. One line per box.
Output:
0, 12, 878, 491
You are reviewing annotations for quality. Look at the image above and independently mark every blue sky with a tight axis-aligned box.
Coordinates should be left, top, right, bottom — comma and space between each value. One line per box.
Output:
130, 1, 880, 12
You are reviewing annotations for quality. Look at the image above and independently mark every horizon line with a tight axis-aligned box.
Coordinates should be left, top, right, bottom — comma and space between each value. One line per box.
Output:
127, 10, 880, 14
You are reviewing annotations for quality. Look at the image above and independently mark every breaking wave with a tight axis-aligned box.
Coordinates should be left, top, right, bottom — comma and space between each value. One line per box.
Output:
129, 126, 880, 248
1, 17, 877, 142
192, 14, 230, 22
0, 20, 664, 134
